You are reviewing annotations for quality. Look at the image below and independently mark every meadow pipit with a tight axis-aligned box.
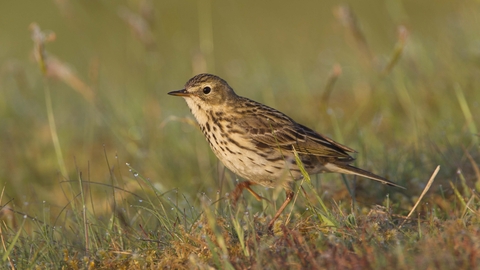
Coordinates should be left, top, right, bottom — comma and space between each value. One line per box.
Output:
169, 73, 404, 231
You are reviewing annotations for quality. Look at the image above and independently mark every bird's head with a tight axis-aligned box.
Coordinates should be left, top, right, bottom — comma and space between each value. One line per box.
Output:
168, 73, 237, 109
169, 73, 239, 124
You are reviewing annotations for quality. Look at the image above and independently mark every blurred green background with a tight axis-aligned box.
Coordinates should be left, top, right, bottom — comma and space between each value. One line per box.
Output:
1, 0, 479, 216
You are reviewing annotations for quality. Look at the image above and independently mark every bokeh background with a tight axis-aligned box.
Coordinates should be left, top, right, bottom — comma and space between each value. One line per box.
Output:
1, 0, 479, 218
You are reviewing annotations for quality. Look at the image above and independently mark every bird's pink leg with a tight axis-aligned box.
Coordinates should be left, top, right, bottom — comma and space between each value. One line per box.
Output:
231, 181, 269, 204
267, 190, 294, 231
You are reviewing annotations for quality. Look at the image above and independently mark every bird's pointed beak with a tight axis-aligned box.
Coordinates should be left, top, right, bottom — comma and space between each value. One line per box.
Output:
168, 89, 190, 97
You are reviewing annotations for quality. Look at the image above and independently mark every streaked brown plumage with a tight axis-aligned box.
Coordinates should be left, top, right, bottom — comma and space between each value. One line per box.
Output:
169, 73, 404, 231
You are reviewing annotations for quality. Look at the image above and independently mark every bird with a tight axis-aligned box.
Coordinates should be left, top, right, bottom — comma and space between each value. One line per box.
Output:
168, 73, 404, 231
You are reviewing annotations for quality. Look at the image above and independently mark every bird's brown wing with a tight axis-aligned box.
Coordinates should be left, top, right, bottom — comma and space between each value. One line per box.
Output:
235, 101, 405, 188
237, 112, 355, 161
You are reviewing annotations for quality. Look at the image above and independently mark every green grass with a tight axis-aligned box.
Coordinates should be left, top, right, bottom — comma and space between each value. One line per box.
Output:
1, 0, 480, 268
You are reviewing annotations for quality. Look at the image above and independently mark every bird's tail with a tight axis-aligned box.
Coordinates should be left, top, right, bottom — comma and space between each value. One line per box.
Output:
324, 163, 405, 189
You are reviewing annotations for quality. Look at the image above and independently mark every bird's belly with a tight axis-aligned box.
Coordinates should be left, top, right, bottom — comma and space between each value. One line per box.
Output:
206, 133, 302, 187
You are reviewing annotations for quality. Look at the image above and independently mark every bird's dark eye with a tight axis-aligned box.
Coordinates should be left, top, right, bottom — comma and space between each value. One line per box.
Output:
203, 86, 211, 94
